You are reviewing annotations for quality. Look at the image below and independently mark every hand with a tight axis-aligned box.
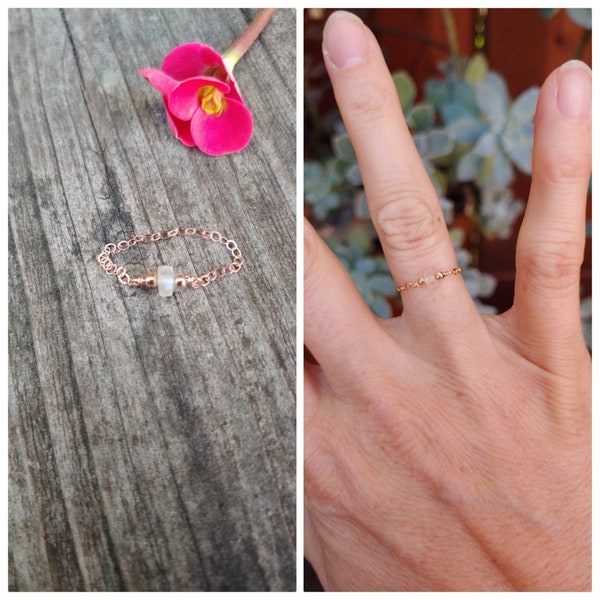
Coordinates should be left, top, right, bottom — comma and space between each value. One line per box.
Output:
304, 11, 591, 591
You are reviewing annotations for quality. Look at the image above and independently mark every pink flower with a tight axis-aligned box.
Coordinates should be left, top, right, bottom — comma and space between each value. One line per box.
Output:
140, 42, 253, 156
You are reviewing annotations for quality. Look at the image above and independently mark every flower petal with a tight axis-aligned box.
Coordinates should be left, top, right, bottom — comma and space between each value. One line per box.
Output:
221, 67, 244, 104
168, 76, 230, 121
189, 98, 253, 156
162, 42, 224, 81
139, 68, 178, 97
163, 98, 195, 147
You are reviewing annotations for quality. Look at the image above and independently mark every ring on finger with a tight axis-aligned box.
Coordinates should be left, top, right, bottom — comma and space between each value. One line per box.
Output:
397, 267, 462, 293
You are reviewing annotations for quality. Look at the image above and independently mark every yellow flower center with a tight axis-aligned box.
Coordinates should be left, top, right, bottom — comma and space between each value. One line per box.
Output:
198, 86, 226, 116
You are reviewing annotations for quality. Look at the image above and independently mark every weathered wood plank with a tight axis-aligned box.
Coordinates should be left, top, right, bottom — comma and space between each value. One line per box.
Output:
8, 8, 296, 591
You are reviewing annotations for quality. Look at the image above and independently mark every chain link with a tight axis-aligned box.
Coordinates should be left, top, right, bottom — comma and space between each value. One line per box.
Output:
396, 267, 462, 292
97, 226, 244, 290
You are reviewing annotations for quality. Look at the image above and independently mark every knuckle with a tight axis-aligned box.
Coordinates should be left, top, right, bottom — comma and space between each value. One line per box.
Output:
352, 376, 429, 461
367, 405, 422, 458
342, 77, 398, 126
536, 143, 591, 187
539, 160, 590, 188
304, 436, 358, 518
374, 187, 443, 256
517, 242, 583, 292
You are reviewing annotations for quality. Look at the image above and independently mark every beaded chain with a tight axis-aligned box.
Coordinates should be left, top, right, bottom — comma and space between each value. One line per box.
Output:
97, 226, 243, 296
396, 267, 462, 292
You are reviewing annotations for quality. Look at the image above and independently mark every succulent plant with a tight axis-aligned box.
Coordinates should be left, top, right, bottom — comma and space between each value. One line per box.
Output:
304, 10, 590, 341
325, 223, 397, 318
425, 55, 539, 190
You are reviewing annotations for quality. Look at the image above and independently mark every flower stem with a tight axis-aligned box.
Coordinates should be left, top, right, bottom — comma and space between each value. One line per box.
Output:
574, 28, 590, 60
440, 8, 461, 77
222, 8, 276, 71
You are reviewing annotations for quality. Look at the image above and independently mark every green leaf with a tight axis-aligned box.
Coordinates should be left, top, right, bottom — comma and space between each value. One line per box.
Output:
351, 271, 372, 302
367, 274, 397, 296
327, 237, 350, 260
425, 129, 455, 159
412, 132, 428, 156
304, 160, 322, 180
509, 87, 539, 123
369, 296, 393, 318
355, 257, 377, 275
475, 73, 509, 123
331, 132, 356, 162
440, 102, 472, 124
424, 80, 451, 111
449, 226, 465, 248
304, 170, 330, 203
477, 273, 498, 298
310, 192, 342, 220
330, 157, 349, 181
430, 169, 448, 198
539, 8, 559, 20
440, 197, 455, 225
407, 102, 435, 131
472, 131, 497, 157
445, 117, 487, 144
465, 52, 489, 84
503, 122, 534, 174
566, 8, 591, 29
456, 151, 481, 182
392, 70, 417, 110
353, 190, 370, 219
491, 151, 514, 187
347, 222, 373, 253
345, 163, 362, 187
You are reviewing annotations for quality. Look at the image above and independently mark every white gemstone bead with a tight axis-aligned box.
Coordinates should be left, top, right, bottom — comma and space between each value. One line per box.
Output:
157, 265, 175, 297
422, 270, 440, 288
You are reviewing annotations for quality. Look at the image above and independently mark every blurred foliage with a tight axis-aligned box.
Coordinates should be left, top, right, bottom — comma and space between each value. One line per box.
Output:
539, 8, 591, 60
539, 8, 591, 30
305, 8, 591, 328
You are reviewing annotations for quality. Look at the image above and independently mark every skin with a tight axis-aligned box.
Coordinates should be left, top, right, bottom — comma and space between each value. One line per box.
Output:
304, 11, 591, 591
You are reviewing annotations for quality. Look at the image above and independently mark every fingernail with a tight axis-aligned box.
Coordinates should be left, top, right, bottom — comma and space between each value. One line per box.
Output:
323, 11, 369, 70
557, 60, 592, 120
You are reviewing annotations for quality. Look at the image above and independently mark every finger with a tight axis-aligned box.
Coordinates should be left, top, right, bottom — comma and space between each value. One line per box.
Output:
512, 61, 591, 363
322, 11, 475, 322
304, 219, 379, 377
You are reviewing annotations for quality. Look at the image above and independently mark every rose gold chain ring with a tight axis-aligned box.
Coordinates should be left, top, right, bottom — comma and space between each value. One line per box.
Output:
97, 226, 244, 297
397, 267, 462, 293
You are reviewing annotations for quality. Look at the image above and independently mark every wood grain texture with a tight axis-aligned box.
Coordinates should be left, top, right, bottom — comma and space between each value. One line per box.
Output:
8, 8, 296, 591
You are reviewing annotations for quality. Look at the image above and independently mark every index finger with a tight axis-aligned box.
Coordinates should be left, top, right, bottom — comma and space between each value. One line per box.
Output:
304, 219, 381, 378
